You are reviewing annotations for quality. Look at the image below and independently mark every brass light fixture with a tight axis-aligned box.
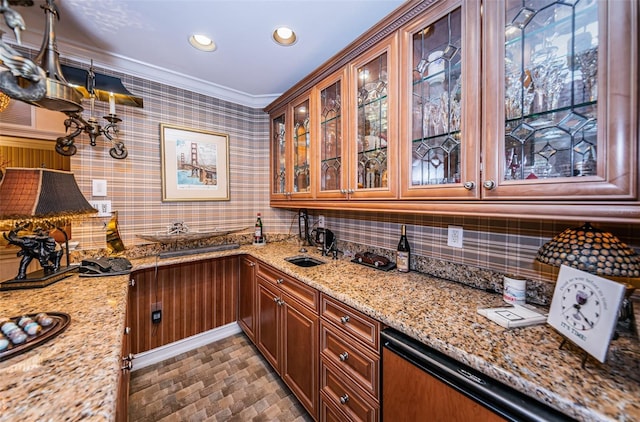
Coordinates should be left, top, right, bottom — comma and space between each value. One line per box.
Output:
0, 167, 97, 290
0, 0, 143, 159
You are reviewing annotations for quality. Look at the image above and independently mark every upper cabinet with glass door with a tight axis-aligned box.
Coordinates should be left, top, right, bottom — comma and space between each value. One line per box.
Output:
316, 69, 348, 199
269, 93, 314, 200
347, 34, 399, 199
482, 0, 637, 200
399, 0, 482, 199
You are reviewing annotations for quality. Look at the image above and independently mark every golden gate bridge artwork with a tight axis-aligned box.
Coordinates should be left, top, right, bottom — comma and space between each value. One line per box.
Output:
175, 140, 218, 187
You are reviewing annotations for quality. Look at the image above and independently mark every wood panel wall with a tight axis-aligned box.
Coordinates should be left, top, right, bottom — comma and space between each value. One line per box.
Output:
129, 256, 239, 354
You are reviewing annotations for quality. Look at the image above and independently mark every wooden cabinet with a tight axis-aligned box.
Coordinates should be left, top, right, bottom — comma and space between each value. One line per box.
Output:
116, 281, 132, 422
255, 263, 319, 419
238, 255, 257, 342
265, 0, 639, 223
319, 294, 381, 422
399, 0, 481, 199
270, 92, 315, 201
128, 256, 239, 354
481, 0, 637, 201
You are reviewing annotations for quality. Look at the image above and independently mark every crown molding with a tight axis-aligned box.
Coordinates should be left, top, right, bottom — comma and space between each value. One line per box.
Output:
15, 29, 279, 109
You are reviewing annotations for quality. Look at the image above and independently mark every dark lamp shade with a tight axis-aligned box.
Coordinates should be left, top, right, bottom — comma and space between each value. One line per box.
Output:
0, 168, 97, 222
536, 222, 640, 278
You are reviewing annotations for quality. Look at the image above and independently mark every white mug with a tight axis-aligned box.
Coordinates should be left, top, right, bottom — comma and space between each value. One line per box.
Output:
503, 275, 527, 305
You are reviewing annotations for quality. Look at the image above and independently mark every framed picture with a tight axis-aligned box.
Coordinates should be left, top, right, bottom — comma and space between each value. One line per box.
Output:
160, 124, 230, 201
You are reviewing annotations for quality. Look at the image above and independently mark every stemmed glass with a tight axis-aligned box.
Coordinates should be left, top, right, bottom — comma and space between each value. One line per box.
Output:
575, 46, 598, 102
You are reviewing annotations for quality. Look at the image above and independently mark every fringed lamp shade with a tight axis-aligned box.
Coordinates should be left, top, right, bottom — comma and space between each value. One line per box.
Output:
0, 168, 97, 224
536, 222, 640, 278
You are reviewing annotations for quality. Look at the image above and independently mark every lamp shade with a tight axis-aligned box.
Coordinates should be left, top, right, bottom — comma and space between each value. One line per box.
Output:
0, 168, 97, 222
536, 222, 640, 278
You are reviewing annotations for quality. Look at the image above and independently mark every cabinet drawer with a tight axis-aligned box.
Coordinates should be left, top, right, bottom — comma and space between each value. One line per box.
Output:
321, 294, 380, 351
321, 360, 379, 422
258, 263, 318, 311
321, 322, 379, 397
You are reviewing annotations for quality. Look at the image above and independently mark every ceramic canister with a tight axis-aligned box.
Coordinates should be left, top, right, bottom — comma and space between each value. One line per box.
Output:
503, 275, 527, 305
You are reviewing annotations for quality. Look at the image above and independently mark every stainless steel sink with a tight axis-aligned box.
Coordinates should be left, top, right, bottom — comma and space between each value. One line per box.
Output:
285, 255, 325, 267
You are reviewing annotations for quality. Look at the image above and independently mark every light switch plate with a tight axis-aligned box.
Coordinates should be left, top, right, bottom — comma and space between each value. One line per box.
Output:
447, 225, 464, 248
92, 179, 107, 197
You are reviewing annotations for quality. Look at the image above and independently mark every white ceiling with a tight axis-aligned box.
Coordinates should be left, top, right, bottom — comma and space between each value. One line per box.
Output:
10, 0, 406, 108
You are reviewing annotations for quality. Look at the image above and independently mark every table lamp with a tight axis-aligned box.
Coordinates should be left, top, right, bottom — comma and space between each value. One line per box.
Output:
0, 167, 97, 290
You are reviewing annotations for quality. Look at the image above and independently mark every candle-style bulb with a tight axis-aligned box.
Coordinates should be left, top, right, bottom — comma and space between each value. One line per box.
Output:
109, 93, 116, 115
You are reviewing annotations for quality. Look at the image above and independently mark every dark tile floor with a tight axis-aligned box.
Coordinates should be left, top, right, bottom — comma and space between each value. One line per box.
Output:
129, 333, 312, 422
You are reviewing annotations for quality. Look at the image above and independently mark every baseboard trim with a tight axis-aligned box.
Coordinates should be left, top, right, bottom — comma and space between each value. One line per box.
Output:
131, 322, 242, 371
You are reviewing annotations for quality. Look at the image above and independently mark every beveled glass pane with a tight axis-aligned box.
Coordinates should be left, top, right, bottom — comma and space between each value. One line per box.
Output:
272, 113, 286, 194
410, 8, 462, 186
504, 0, 598, 181
320, 81, 342, 191
293, 99, 310, 192
356, 53, 388, 190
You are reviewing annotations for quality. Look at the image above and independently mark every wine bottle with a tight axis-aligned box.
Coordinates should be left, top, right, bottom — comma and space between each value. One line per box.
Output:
254, 213, 264, 244
396, 225, 410, 272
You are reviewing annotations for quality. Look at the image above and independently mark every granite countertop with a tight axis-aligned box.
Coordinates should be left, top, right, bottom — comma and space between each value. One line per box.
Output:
1, 241, 638, 421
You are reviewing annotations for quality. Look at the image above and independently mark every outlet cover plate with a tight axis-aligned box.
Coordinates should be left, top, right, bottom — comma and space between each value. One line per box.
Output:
318, 215, 325, 228
447, 225, 464, 248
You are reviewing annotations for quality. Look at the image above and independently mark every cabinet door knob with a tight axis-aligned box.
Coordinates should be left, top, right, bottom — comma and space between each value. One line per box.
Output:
124, 326, 131, 335
249, 262, 256, 267
121, 360, 133, 371
276, 278, 284, 284
340, 189, 346, 194
348, 189, 355, 194
340, 315, 350, 324
339, 352, 349, 362
483, 180, 496, 190
278, 298, 285, 306
273, 297, 279, 303
129, 279, 135, 287
463, 181, 475, 190
339, 394, 350, 404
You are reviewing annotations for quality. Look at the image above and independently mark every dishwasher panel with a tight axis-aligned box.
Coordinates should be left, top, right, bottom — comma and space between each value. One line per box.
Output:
381, 328, 573, 422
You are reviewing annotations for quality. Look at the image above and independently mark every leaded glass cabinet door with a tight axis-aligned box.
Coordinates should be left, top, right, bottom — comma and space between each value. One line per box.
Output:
348, 34, 398, 199
400, 0, 481, 199
271, 108, 288, 199
316, 69, 347, 199
291, 95, 312, 197
482, 0, 636, 200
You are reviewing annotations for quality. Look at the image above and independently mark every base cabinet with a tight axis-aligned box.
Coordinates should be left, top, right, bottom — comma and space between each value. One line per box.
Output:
255, 263, 319, 420
116, 283, 132, 422
238, 256, 257, 342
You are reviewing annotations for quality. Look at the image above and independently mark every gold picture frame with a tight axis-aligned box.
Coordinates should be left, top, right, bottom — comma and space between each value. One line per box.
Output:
160, 124, 230, 201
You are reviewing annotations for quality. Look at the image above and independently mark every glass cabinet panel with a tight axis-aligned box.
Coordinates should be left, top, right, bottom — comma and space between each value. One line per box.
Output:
292, 99, 311, 193
504, 0, 598, 181
272, 112, 286, 195
320, 80, 342, 192
410, 8, 462, 186
356, 52, 389, 190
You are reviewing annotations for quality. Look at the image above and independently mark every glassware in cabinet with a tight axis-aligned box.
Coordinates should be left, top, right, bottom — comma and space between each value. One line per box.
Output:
293, 98, 311, 194
271, 110, 288, 198
483, 0, 636, 200
317, 70, 346, 198
400, 0, 482, 199
349, 34, 398, 199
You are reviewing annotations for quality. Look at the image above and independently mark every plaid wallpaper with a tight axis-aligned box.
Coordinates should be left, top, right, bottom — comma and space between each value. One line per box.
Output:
20, 58, 638, 287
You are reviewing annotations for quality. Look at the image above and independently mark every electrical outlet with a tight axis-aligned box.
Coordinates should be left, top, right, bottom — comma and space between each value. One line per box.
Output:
151, 310, 162, 324
318, 215, 325, 228
447, 225, 464, 248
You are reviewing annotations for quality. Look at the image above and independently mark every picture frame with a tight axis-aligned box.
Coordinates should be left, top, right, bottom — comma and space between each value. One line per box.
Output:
160, 124, 230, 201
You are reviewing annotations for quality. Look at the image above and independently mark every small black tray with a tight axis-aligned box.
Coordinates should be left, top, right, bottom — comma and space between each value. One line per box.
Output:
351, 258, 397, 272
0, 312, 70, 362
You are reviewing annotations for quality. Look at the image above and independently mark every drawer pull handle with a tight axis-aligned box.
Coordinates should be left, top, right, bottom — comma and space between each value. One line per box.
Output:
276, 278, 284, 284
339, 394, 350, 404
339, 352, 349, 362
340, 315, 350, 324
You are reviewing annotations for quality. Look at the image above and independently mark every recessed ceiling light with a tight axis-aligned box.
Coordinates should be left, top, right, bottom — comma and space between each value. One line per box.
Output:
272, 26, 297, 46
189, 34, 216, 52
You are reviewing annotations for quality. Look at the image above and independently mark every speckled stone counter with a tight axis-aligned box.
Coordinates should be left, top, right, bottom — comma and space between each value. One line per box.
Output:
1, 241, 638, 421
0, 273, 129, 422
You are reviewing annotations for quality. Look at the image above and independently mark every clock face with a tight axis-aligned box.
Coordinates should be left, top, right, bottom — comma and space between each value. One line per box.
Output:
561, 282, 601, 330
